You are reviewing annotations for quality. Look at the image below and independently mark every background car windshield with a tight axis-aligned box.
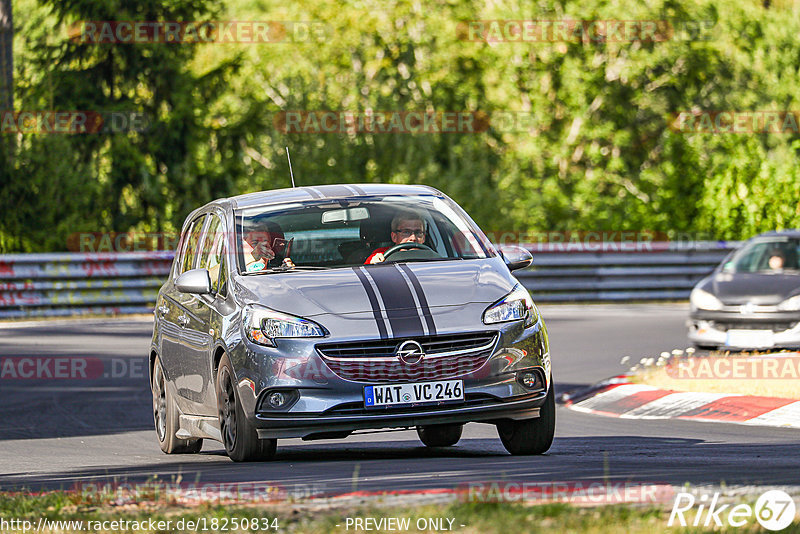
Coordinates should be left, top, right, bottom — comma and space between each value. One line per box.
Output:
725, 239, 800, 273
235, 195, 494, 272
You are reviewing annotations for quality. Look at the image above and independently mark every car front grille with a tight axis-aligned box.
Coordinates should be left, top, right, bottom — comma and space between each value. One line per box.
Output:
711, 321, 798, 333
316, 331, 498, 383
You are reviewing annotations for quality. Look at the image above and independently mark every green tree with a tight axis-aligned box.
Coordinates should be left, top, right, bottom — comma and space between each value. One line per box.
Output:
2, 0, 254, 251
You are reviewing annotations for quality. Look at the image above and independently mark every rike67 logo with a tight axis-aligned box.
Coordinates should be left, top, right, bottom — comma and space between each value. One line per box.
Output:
669, 490, 796, 530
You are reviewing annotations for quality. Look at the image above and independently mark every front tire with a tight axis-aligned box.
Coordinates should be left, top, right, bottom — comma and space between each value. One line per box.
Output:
497, 379, 555, 455
152, 358, 203, 454
216, 353, 276, 462
417, 423, 463, 447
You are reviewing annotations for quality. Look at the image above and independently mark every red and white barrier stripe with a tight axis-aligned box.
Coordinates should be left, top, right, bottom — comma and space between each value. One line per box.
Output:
565, 382, 800, 429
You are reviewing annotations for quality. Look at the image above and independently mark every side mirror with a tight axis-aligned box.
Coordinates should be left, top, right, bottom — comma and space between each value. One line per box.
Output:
499, 246, 533, 272
176, 268, 212, 295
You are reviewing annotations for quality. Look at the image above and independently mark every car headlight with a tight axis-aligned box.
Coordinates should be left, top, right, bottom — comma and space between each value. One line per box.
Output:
778, 295, 800, 311
483, 284, 538, 327
690, 288, 723, 311
243, 304, 327, 347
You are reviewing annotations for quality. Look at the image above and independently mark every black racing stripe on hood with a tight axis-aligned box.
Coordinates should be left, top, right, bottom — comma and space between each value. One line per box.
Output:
364, 264, 425, 338
313, 184, 357, 198
397, 263, 437, 335
352, 267, 388, 339
305, 187, 323, 199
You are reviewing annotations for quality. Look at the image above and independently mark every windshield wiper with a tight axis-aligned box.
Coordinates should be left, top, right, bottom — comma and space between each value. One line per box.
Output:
389, 257, 464, 264
247, 265, 330, 274
270, 265, 330, 272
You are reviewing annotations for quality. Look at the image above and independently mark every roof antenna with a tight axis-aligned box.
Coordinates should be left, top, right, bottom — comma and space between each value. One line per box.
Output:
285, 147, 296, 188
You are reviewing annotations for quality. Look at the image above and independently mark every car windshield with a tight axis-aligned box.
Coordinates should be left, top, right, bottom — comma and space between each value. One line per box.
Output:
234, 194, 495, 273
724, 238, 800, 274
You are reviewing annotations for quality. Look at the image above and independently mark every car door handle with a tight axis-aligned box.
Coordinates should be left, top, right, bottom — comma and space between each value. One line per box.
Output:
157, 305, 169, 317
178, 314, 189, 327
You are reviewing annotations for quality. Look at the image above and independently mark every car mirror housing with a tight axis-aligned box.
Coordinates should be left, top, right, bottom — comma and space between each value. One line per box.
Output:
500, 246, 533, 272
175, 268, 212, 295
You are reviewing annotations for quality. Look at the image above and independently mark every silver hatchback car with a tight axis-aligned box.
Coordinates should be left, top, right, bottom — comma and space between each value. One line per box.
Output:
688, 230, 800, 349
150, 184, 554, 461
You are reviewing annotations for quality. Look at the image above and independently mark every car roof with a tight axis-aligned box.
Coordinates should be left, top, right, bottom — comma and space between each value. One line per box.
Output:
751, 229, 800, 240
226, 183, 444, 210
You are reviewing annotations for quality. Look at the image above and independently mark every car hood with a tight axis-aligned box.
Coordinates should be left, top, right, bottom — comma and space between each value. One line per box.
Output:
703, 272, 800, 305
234, 259, 516, 318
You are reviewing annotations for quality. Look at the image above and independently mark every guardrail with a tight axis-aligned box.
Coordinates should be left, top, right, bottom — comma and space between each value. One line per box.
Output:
514, 241, 737, 302
0, 242, 739, 318
0, 252, 173, 318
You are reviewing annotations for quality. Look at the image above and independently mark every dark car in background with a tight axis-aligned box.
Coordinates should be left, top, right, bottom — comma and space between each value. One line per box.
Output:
688, 230, 800, 350
149, 184, 554, 461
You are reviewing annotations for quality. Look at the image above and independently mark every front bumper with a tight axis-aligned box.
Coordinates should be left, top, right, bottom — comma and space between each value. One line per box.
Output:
688, 310, 800, 349
254, 389, 546, 439
228, 316, 551, 439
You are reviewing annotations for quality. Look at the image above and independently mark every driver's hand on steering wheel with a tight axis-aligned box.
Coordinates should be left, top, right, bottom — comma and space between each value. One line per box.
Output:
368, 253, 385, 264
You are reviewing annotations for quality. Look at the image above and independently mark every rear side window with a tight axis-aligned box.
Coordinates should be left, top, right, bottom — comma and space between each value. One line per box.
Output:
179, 215, 207, 275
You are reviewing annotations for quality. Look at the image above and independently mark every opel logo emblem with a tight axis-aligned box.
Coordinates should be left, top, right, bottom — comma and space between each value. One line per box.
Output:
740, 302, 754, 314
396, 340, 425, 366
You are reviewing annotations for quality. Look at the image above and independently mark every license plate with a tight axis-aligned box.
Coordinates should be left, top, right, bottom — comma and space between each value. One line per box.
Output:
364, 380, 464, 408
725, 329, 774, 348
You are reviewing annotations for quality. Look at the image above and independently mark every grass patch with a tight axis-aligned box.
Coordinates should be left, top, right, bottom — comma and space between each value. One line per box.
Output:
0, 492, 798, 533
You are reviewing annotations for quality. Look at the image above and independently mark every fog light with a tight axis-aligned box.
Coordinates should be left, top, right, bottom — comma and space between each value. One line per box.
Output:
257, 389, 299, 413
268, 391, 287, 409
517, 370, 543, 390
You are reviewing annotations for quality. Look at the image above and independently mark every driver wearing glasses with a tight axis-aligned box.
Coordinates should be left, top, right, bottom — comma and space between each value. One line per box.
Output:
365, 211, 427, 264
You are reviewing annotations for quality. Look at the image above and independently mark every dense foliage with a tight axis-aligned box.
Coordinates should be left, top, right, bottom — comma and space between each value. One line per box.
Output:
1, 0, 799, 252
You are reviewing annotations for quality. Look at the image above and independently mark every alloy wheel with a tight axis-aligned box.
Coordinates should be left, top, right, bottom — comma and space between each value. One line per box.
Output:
152, 363, 167, 442
219, 368, 237, 452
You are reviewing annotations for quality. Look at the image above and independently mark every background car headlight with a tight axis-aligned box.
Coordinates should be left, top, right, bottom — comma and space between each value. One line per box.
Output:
778, 295, 800, 311
690, 288, 724, 311
483, 284, 538, 327
243, 304, 327, 346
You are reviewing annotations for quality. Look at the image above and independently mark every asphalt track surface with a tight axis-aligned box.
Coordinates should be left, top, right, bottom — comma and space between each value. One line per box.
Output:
1, 304, 798, 495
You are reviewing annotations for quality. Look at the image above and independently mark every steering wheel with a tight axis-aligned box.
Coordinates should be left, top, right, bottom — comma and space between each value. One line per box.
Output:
382, 242, 434, 259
